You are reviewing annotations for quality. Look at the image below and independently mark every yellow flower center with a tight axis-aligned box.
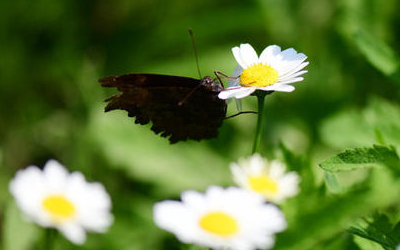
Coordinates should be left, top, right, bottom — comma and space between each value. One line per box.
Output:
42, 195, 76, 222
249, 174, 279, 195
199, 211, 238, 237
240, 63, 279, 87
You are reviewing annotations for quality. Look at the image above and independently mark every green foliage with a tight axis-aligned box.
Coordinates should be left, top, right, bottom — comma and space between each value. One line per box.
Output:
349, 214, 400, 250
276, 166, 400, 250
1, 0, 400, 249
354, 236, 386, 250
319, 145, 400, 174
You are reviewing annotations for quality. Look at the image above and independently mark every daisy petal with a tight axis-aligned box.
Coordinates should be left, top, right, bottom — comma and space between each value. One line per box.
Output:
9, 166, 45, 218
279, 70, 308, 81
279, 61, 309, 79
218, 87, 255, 99
280, 48, 297, 59
229, 43, 308, 97
239, 44, 259, 67
218, 87, 242, 99
80, 212, 114, 232
153, 201, 197, 242
269, 161, 286, 178
181, 190, 206, 210
9, 166, 44, 200
153, 186, 286, 250
44, 159, 68, 177
59, 223, 86, 245
261, 205, 287, 231
230, 164, 248, 186
260, 84, 295, 92
259, 45, 281, 65
154, 201, 184, 230
232, 47, 247, 69
277, 77, 304, 85
280, 173, 300, 196
229, 154, 300, 204
281, 49, 306, 62
234, 87, 257, 99
9, 160, 113, 245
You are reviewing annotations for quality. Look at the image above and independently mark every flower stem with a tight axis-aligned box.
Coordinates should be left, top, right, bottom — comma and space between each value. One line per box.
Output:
252, 91, 268, 154
43, 228, 57, 250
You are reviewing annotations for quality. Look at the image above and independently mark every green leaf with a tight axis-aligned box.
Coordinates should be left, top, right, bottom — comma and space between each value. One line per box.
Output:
275, 168, 400, 250
391, 220, 400, 241
353, 235, 386, 250
319, 145, 400, 173
349, 214, 400, 250
312, 233, 362, 250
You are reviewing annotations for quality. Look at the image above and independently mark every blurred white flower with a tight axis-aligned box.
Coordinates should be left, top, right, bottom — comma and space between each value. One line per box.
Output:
153, 186, 286, 250
218, 43, 308, 99
9, 159, 113, 245
231, 154, 300, 204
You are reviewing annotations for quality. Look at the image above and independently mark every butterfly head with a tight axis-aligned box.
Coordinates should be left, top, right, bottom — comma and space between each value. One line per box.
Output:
201, 76, 223, 92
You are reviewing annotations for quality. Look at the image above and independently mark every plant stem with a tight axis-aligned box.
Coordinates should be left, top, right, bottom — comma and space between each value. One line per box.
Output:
252, 92, 267, 153
43, 228, 57, 250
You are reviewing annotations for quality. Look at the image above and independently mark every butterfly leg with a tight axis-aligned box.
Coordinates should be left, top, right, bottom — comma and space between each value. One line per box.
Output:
224, 111, 258, 119
214, 71, 239, 88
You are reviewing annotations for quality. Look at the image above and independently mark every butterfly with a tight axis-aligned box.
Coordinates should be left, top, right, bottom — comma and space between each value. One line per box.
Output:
99, 73, 227, 143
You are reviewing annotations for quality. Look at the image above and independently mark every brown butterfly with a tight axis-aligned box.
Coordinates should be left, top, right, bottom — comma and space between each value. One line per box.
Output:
99, 73, 227, 143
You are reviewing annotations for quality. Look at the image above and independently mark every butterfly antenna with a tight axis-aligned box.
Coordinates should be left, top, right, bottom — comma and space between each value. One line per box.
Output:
188, 28, 202, 78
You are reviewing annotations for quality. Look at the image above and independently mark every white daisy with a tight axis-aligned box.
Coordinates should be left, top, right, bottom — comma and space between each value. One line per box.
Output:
230, 154, 300, 204
9, 159, 113, 245
218, 43, 308, 99
153, 186, 286, 250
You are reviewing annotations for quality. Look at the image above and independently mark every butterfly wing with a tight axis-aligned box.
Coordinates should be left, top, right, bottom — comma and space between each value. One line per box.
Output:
99, 74, 227, 143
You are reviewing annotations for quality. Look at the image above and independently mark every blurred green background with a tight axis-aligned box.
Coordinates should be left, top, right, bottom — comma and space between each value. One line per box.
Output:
1, 0, 400, 249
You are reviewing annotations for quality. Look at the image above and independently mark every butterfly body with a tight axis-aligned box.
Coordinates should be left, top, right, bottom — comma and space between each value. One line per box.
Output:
100, 74, 226, 143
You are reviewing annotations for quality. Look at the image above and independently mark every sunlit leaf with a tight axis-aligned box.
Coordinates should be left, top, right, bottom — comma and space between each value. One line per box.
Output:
319, 145, 400, 174
353, 235, 386, 250
275, 168, 400, 250
349, 214, 400, 250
